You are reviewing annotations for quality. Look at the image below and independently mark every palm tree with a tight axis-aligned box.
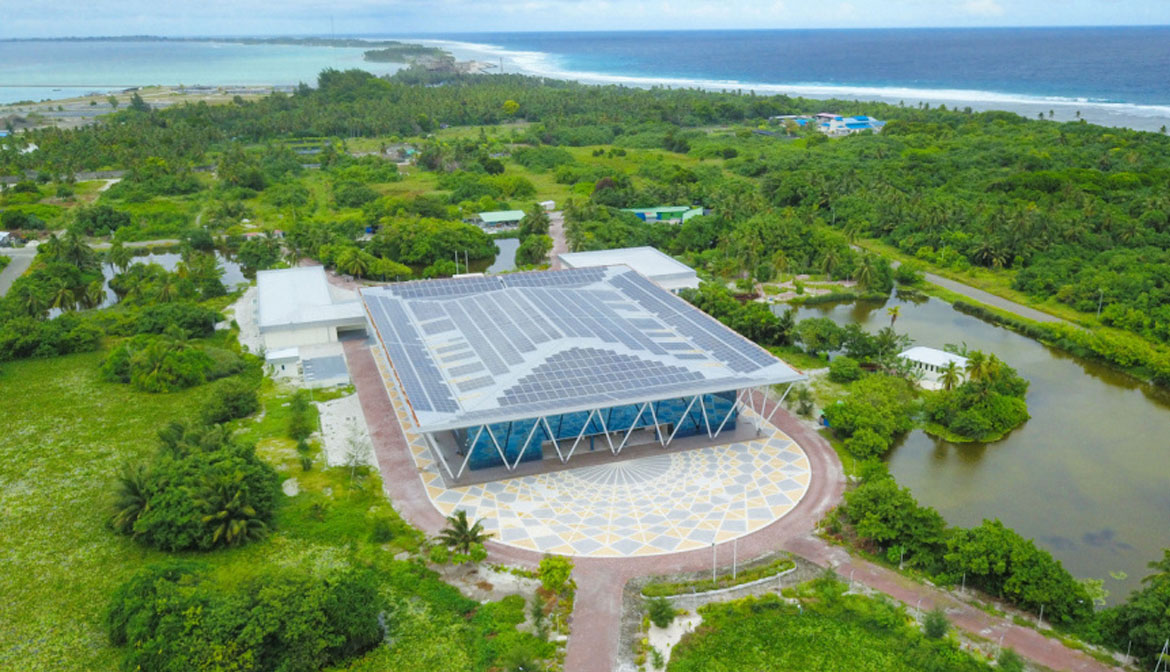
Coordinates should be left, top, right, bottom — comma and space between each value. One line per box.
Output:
437, 509, 492, 555
940, 361, 962, 391
108, 241, 133, 273
819, 246, 841, 277
50, 283, 75, 311
155, 277, 180, 303
15, 284, 47, 317
111, 464, 151, 535
852, 254, 879, 291
336, 247, 369, 278
85, 279, 105, 309
195, 472, 269, 547
965, 350, 990, 383
887, 305, 900, 326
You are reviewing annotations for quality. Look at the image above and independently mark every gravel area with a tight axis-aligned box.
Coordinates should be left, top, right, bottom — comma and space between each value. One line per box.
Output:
224, 286, 262, 355
317, 393, 375, 468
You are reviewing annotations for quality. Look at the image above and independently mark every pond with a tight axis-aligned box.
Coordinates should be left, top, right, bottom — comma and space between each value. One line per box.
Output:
96, 252, 246, 309
792, 294, 1170, 602
486, 237, 520, 274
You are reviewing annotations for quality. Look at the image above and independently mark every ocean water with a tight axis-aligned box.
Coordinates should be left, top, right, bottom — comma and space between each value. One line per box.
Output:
0, 40, 400, 104
3, 29, 1170, 130
414, 27, 1170, 131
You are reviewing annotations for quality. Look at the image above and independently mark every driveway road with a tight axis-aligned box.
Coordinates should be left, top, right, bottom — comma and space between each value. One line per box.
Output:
0, 246, 36, 297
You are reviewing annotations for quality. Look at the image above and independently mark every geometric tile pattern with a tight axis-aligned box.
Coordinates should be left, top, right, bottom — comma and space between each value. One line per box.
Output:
373, 346, 812, 558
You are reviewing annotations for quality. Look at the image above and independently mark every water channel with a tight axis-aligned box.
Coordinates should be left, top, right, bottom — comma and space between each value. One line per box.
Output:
792, 294, 1170, 602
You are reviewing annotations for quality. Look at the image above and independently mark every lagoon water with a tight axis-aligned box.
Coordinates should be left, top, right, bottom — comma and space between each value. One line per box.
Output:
0, 40, 400, 104
794, 295, 1170, 603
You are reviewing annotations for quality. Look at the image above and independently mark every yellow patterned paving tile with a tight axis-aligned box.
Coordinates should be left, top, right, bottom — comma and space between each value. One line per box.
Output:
381, 363, 812, 558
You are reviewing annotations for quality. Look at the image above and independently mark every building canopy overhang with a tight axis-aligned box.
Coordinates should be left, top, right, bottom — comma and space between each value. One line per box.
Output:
361, 266, 806, 435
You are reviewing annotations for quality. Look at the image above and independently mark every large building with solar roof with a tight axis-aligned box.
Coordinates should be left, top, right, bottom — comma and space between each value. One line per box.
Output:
360, 266, 805, 481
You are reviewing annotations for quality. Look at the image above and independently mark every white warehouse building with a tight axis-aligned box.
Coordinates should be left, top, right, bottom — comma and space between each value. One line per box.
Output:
256, 266, 367, 361
557, 246, 700, 292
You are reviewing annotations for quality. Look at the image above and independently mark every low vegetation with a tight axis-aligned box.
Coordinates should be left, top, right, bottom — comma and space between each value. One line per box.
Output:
642, 557, 796, 597
668, 575, 992, 671
830, 461, 1101, 628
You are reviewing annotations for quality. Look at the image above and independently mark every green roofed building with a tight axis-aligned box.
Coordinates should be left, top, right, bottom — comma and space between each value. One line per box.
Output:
621, 206, 704, 223
477, 210, 526, 228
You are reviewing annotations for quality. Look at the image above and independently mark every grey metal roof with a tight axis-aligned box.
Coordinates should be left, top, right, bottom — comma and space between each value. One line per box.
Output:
257, 267, 365, 331
361, 266, 805, 432
558, 247, 700, 291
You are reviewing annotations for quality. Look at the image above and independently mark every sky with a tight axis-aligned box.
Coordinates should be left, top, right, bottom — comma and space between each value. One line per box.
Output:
0, 0, 1168, 38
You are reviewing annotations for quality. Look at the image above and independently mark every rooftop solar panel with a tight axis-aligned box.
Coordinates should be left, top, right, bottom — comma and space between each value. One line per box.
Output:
360, 265, 804, 431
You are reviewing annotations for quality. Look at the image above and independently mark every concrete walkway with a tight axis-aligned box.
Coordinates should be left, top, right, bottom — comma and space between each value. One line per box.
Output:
873, 249, 1068, 325
343, 316, 1116, 672
0, 247, 36, 297
919, 268, 1067, 324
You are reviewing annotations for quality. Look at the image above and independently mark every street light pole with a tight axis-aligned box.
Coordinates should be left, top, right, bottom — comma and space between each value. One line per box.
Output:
712, 542, 716, 583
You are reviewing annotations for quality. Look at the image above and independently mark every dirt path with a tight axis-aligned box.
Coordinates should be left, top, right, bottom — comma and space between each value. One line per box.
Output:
548, 210, 568, 269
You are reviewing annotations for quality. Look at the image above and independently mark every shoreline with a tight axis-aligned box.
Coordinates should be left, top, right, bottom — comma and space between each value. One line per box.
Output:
420, 37, 1170, 133
3, 36, 1169, 132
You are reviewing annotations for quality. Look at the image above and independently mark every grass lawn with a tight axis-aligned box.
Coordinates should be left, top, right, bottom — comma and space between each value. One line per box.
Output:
0, 352, 420, 671
668, 579, 991, 672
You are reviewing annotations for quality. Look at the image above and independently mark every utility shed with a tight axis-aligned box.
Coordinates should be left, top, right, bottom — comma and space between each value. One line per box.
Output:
898, 346, 968, 374
477, 210, 525, 228
558, 246, 700, 292
256, 267, 366, 357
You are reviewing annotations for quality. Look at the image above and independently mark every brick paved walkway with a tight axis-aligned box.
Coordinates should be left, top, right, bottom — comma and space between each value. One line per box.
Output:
344, 328, 1119, 672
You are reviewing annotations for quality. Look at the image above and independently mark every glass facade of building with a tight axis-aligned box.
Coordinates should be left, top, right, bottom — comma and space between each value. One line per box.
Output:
455, 391, 739, 470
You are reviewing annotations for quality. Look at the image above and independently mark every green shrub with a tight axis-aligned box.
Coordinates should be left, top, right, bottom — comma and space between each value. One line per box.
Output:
288, 389, 316, 440
429, 543, 451, 565
829, 355, 863, 383
101, 333, 242, 392
842, 465, 947, 571
822, 374, 916, 454
199, 377, 260, 424
923, 608, 949, 639
646, 596, 676, 628
996, 648, 1025, 672
844, 427, 889, 459
133, 302, 220, 338
369, 516, 395, 543
111, 422, 279, 551
106, 560, 382, 671
538, 554, 574, 595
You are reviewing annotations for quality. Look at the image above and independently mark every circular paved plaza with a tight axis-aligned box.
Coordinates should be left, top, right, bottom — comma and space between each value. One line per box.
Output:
382, 370, 813, 558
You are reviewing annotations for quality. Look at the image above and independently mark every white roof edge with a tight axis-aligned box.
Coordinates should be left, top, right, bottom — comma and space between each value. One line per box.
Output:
898, 346, 969, 367
412, 371, 808, 433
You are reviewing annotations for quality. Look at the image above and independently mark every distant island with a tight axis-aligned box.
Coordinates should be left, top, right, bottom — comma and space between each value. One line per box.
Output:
1, 34, 453, 69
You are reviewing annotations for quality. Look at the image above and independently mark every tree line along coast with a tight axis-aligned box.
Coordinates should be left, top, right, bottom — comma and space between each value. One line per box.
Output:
1, 64, 1169, 671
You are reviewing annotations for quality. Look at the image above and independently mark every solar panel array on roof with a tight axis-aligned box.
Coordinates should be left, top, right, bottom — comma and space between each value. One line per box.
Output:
361, 265, 804, 431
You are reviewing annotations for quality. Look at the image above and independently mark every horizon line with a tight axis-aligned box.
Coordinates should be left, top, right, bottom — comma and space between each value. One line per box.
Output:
4, 24, 1170, 41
